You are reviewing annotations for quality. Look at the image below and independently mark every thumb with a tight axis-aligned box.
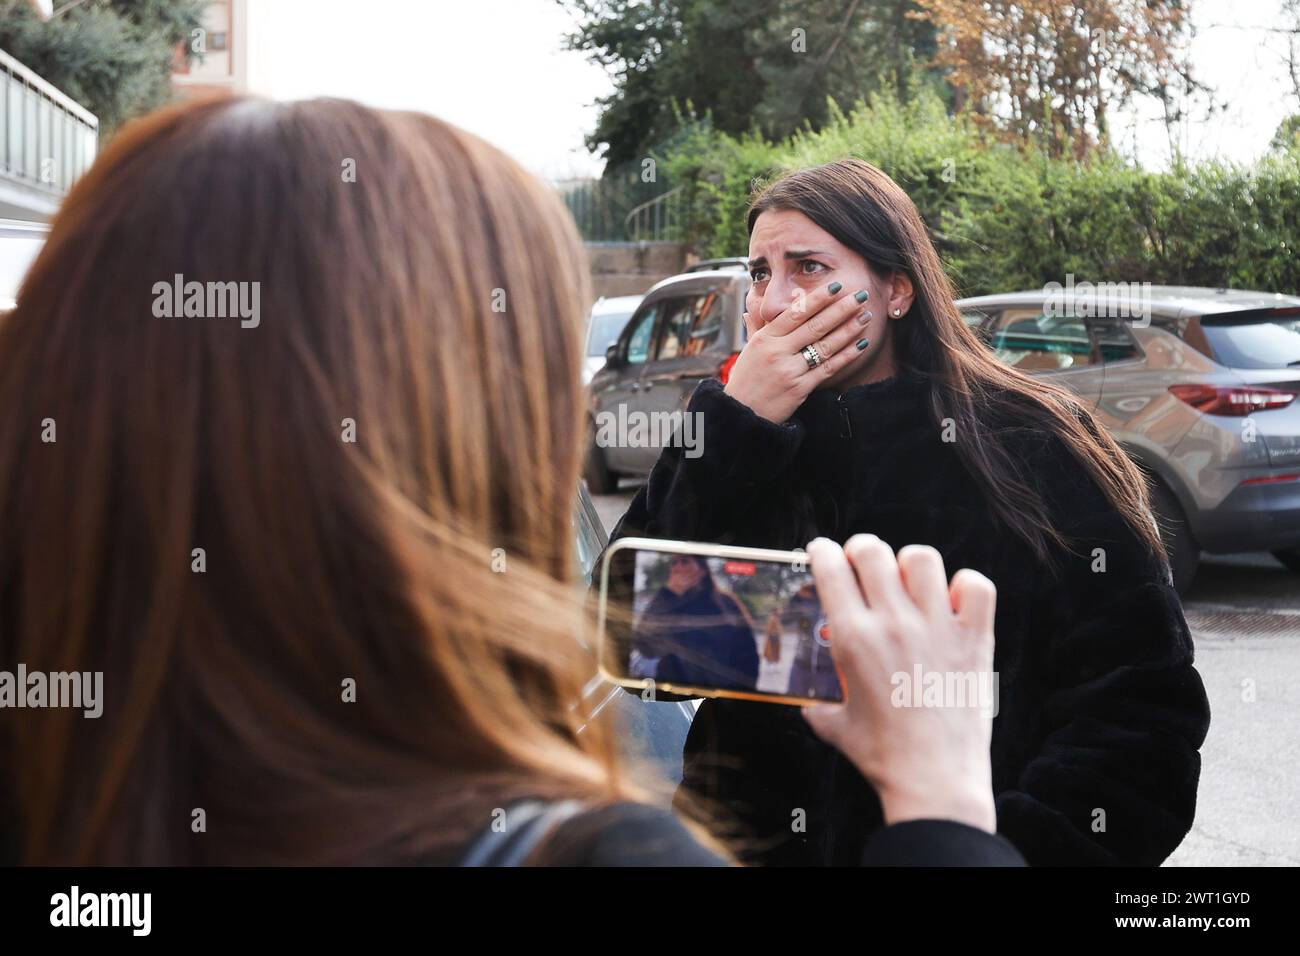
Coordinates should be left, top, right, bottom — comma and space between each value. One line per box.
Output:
802, 703, 848, 747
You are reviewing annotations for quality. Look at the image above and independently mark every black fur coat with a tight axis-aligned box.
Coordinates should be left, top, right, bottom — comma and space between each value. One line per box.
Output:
611, 372, 1211, 866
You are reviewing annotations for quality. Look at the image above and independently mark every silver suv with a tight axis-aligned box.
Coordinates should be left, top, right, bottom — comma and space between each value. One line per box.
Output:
958, 287, 1300, 591
585, 268, 750, 492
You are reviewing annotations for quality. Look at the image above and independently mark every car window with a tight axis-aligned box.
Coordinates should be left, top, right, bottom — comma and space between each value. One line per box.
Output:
573, 485, 608, 581
653, 293, 724, 361
587, 310, 636, 356
624, 304, 658, 365
1200, 317, 1300, 369
1092, 321, 1141, 363
961, 308, 996, 346
990, 309, 1098, 371
653, 297, 695, 361
681, 293, 724, 357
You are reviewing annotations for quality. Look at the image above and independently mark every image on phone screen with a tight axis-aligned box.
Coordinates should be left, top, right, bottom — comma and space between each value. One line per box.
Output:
599, 540, 843, 704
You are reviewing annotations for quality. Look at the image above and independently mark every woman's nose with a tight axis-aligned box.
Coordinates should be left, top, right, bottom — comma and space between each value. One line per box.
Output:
759, 278, 794, 324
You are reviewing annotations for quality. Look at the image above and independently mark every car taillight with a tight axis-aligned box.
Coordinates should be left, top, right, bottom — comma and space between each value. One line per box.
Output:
718, 351, 741, 384
1241, 473, 1300, 486
1168, 384, 1298, 416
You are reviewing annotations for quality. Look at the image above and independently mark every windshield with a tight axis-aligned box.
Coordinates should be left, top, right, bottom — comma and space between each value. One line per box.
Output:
587, 310, 635, 356
1202, 317, 1300, 369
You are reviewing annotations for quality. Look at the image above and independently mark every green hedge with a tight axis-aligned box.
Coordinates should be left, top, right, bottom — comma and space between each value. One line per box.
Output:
660, 92, 1300, 297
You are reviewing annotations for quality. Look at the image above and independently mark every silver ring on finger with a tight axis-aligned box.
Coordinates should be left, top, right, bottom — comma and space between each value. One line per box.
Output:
801, 343, 823, 369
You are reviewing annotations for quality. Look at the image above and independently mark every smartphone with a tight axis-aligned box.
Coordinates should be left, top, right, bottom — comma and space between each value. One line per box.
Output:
597, 537, 842, 706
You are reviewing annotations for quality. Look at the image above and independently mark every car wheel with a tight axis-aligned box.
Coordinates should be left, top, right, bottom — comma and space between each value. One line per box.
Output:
1272, 549, 1300, 574
1150, 481, 1199, 594
584, 422, 619, 495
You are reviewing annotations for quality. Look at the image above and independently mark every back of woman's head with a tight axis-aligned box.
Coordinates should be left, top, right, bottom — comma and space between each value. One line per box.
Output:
0, 97, 626, 864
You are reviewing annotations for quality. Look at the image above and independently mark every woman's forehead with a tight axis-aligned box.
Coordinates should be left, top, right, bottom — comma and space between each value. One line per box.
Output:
748, 209, 844, 259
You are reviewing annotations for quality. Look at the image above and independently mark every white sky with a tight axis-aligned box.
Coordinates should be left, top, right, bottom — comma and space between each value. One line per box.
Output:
248, 0, 1300, 179
1126, 0, 1299, 167
248, 0, 611, 180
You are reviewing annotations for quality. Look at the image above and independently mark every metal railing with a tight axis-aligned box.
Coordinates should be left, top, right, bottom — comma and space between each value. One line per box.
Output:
0, 47, 99, 208
624, 186, 682, 243
557, 165, 680, 243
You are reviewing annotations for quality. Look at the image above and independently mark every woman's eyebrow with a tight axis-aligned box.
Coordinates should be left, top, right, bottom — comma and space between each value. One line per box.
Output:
749, 250, 829, 268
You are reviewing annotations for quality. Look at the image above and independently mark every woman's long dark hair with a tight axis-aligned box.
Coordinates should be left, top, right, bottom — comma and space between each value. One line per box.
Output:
748, 158, 1164, 565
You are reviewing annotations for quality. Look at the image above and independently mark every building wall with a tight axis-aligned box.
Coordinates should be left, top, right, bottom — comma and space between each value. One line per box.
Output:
173, 0, 250, 99
585, 242, 689, 303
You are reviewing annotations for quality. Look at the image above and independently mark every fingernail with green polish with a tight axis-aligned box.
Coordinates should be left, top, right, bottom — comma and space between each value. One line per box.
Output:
854, 290, 869, 303
828, 281, 842, 295
856, 338, 870, 350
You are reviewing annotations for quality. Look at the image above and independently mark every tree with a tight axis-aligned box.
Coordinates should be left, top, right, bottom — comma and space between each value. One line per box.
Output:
1272, 114, 1300, 152
559, 0, 939, 169
1284, 0, 1300, 104
0, 0, 207, 136
1240, 2, 1300, 153
912, 0, 1197, 158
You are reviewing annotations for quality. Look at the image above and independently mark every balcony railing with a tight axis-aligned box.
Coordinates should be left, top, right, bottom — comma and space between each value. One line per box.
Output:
0, 47, 98, 216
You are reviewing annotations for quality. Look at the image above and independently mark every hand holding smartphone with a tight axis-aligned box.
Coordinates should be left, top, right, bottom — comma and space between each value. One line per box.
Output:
801, 535, 999, 832
597, 533, 1000, 832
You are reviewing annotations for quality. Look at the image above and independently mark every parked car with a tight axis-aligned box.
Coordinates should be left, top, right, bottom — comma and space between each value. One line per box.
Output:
683, 257, 748, 274
585, 267, 750, 492
958, 286, 1300, 591
585, 295, 643, 385
0, 218, 47, 311
573, 483, 695, 782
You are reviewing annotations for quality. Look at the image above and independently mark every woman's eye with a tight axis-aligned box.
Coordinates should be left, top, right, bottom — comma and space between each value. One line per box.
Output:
798, 260, 828, 276
750, 268, 769, 283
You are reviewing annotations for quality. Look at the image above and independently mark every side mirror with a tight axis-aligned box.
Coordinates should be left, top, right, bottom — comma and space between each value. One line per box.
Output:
605, 344, 623, 368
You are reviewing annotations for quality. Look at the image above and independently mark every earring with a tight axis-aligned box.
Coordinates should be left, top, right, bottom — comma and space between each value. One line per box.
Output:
892, 308, 902, 317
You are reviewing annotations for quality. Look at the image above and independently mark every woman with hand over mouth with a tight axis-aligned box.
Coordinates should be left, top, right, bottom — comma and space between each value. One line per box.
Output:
612, 158, 1211, 867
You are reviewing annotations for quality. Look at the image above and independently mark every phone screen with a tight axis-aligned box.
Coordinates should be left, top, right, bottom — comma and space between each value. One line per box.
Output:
598, 539, 843, 705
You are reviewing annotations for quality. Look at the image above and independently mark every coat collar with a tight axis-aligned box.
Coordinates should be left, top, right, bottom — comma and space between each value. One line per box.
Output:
795, 369, 933, 440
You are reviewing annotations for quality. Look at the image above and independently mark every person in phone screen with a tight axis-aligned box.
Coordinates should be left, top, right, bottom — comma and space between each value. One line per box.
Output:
632, 555, 760, 691
779, 583, 841, 701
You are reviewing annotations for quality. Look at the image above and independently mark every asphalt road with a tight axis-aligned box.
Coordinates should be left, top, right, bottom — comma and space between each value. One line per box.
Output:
591, 485, 1300, 867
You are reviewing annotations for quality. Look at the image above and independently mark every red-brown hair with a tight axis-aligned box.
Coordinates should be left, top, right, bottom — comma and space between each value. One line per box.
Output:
0, 97, 638, 864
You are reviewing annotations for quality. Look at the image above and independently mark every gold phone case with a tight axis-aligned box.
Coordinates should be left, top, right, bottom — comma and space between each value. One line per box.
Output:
596, 536, 835, 707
